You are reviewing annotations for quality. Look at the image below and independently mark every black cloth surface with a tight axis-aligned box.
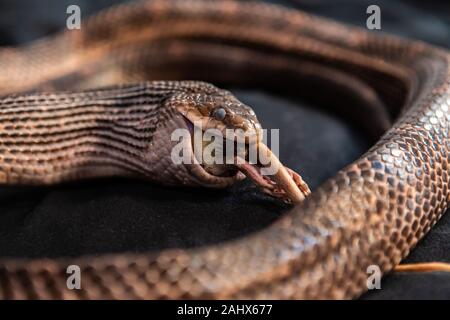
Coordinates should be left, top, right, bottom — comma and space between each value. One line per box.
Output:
0, 0, 449, 299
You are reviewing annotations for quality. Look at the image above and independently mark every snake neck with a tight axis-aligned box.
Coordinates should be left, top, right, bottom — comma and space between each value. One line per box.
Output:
0, 83, 181, 184
0, 81, 247, 187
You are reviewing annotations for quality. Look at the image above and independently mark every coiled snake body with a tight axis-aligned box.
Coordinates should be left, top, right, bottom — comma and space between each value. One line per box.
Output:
0, 0, 449, 299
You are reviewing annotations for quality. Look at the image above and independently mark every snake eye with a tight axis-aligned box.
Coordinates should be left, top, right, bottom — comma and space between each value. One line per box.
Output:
212, 108, 226, 121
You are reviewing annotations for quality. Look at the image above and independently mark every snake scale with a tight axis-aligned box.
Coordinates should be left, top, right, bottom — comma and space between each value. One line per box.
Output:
0, 0, 449, 299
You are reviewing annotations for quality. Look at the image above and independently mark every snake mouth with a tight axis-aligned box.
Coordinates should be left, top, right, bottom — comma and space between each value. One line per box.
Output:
183, 116, 244, 178
180, 116, 246, 189
183, 116, 310, 203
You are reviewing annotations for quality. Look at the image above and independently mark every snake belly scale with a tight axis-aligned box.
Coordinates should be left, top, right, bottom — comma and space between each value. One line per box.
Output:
0, 0, 449, 299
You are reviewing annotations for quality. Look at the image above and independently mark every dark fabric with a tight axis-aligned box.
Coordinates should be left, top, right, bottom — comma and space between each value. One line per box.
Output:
0, 0, 449, 299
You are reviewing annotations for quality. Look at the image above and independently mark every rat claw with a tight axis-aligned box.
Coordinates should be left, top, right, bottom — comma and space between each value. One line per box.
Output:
261, 185, 293, 204
285, 167, 311, 196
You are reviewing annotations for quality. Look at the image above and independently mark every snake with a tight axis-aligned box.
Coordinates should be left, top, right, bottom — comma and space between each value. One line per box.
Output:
0, 0, 449, 299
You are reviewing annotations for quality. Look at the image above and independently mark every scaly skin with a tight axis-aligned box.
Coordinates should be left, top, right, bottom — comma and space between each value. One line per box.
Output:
0, 0, 449, 299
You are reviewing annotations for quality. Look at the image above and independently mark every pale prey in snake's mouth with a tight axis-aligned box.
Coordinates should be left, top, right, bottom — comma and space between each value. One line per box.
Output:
172, 86, 310, 203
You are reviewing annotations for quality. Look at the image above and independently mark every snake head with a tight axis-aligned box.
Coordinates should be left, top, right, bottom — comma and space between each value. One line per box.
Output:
175, 88, 262, 143
167, 82, 309, 203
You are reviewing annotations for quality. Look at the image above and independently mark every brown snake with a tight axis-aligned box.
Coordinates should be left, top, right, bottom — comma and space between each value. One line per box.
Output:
0, 0, 449, 299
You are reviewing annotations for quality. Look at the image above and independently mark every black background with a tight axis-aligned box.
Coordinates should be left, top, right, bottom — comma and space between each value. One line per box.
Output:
0, 0, 449, 299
